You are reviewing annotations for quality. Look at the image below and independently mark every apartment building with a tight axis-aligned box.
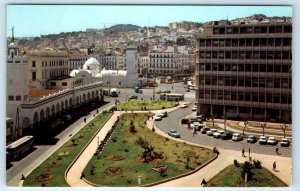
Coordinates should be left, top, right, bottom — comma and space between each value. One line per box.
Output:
195, 22, 292, 122
148, 51, 178, 74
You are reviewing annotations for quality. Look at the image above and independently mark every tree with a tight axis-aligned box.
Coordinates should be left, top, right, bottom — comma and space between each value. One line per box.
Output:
224, 118, 227, 132
280, 124, 288, 138
260, 122, 266, 136
241, 161, 253, 181
242, 121, 248, 136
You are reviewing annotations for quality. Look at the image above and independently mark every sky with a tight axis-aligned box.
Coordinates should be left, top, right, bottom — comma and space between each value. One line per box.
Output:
7, 5, 292, 37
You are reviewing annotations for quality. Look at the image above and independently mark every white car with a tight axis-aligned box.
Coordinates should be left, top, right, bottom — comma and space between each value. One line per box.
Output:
180, 103, 189, 108
232, 133, 243, 141
259, 136, 268, 144
207, 129, 217, 136
154, 115, 162, 121
192, 106, 197, 111
267, 137, 277, 145
213, 130, 225, 138
280, 138, 290, 147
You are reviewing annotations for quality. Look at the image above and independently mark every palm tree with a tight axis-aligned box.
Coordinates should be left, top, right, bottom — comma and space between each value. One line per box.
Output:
280, 124, 288, 138
242, 121, 248, 136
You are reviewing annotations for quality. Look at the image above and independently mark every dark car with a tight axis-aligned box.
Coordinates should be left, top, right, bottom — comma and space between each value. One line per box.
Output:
247, 135, 257, 143
128, 95, 138, 99
220, 132, 233, 140
181, 118, 189, 125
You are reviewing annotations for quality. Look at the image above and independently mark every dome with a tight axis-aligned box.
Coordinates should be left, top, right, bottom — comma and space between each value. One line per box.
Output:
83, 57, 100, 70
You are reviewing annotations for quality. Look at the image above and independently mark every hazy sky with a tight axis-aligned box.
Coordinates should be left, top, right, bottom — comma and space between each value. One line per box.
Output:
7, 5, 292, 37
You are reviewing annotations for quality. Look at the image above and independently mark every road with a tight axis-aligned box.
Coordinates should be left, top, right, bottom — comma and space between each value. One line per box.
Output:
156, 103, 292, 157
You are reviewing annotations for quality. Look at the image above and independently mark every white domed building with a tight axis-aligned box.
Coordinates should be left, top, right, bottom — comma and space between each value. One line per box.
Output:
69, 46, 140, 88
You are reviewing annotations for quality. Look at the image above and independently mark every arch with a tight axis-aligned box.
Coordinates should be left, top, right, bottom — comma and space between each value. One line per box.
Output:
65, 100, 68, 109
33, 112, 39, 124
22, 117, 30, 129
69, 98, 73, 107
87, 92, 91, 101
51, 105, 55, 116
96, 90, 99, 97
61, 101, 64, 111
56, 103, 60, 113
83, 94, 86, 102
40, 109, 45, 121
76, 96, 79, 105
46, 107, 50, 118
92, 91, 95, 99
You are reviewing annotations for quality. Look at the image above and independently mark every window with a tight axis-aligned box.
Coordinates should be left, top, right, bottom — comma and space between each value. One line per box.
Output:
32, 61, 36, 67
119, 82, 121, 85
51, 82, 56, 86
32, 72, 36, 81
16, 96, 21, 101
62, 82, 67, 86
8, 96, 14, 101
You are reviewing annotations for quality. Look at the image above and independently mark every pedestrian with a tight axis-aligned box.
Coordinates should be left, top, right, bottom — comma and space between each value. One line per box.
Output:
273, 161, 276, 171
248, 147, 251, 157
21, 174, 25, 180
201, 178, 207, 185
242, 148, 245, 157
84, 117, 86, 123
275, 146, 279, 155
80, 173, 85, 179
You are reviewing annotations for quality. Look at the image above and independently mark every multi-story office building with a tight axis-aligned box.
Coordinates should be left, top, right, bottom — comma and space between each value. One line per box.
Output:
195, 22, 292, 122
148, 51, 178, 74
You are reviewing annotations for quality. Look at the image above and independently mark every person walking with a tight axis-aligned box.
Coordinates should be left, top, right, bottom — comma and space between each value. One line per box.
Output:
201, 178, 207, 185
272, 161, 277, 171
242, 148, 245, 157
275, 146, 279, 155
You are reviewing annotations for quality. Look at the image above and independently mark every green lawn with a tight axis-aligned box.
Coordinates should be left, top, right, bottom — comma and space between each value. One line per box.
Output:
205, 164, 287, 187
83, 113, 215, 187
116, 100, 176, 111
23, 112, 112, 187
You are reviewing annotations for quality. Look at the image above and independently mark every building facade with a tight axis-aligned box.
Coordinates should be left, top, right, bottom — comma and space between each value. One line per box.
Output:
195, 22, 292, 122
28, 51, 69, 89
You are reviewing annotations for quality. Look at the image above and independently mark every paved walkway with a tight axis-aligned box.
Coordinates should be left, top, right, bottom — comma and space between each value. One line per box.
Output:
64, 104, 291, 187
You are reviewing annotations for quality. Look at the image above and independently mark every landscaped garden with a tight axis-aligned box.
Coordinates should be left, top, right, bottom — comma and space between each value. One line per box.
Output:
204, 160, 287, 187
83, 113, 215, 186
23, 112, 112, 187
115, 100, 177, 111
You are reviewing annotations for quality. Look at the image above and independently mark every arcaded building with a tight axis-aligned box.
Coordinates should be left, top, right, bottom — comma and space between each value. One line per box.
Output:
195, 22, 292, 122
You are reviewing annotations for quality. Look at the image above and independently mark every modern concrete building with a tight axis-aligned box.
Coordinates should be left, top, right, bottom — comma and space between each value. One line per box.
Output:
195, 22, 292, 122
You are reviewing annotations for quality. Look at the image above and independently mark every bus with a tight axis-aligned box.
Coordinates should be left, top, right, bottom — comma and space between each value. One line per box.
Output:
161, 93, 184, 101
6, 136, 34, 161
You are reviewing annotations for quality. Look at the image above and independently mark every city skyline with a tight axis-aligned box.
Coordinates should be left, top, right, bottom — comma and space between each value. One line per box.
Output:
7, 5, 292, 37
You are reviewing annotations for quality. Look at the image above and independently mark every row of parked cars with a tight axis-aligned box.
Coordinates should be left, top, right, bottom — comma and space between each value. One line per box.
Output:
200, 126, 290, 147
182, 116, 291, 147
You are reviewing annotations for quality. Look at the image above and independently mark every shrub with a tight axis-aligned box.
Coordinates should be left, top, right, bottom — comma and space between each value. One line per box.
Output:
112, 137, 117, 143
124, 148, 129, 152
127, 179, 132, 184
241, 161, 253, 180
233, 159, 240, 167
253, 159, 262, 169
152, 127, 155, 132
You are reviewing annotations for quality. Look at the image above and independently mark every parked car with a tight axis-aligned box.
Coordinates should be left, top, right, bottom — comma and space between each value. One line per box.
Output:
220, 132, 233, 140
196, 115, 207, 121
128, 95, 138, 99
159, 111, 167, 118
267, 137, 277, 145
200, 127, 210, 134
168, 129, 180, 138
181, 118, 189, 124
137, 89, 143, 94
154, 115, 162, 121
247, 135, 257, 143
280, 138, 290, 147
232, 133, 243, 141
207, 129, 217, 136
190, 117, 201, 123
180, 103, 189, 108
192, 106, 197, 111
213, 130, 224, 138
259, 136, 268, 144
